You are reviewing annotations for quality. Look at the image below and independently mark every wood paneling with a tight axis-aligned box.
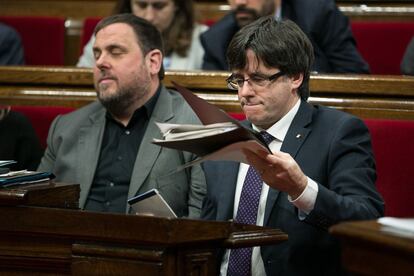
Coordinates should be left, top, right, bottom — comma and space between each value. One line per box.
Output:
0, 66, 413, 120
0, 204, 287, 275
1, 0, 413, 21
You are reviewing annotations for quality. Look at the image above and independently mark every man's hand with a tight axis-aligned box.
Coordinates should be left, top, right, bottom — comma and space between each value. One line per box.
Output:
244, 149, 308, 200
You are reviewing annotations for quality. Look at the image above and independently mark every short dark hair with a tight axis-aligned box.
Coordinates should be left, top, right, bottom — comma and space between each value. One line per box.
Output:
227, 16, 314, 100
114, 0, 195, 57
94, 13, 165, 79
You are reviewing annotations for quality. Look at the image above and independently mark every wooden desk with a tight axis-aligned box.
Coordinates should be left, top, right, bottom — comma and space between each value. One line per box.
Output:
330, 220, 414, 276
0, 205, 287, 275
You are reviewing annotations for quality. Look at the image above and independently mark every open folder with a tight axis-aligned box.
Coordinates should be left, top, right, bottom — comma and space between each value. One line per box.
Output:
152, 82, 272, 169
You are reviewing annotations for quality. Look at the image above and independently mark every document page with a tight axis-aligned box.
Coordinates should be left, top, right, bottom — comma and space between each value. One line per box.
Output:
152, 83, 272, 168
154, 122, 238, 141
378, 217, 414, 233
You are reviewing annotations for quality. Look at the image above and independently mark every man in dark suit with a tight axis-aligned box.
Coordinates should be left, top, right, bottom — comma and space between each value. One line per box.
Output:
201, 0, 369, 74
38, 14, 206, 217
201, 17, 383, 276
0, 23, 24, 65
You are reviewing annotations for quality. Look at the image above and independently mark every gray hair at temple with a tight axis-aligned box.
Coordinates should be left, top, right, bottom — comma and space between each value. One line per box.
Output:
226, 16, 314, 100
94, 13, 165, 80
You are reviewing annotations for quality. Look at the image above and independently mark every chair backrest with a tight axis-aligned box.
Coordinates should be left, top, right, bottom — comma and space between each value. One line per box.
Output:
365, 119, 414, 217
0, 16, 66, 65
11, 106, 75, 149
80, 17, 102, 53
351, 21, 414, 75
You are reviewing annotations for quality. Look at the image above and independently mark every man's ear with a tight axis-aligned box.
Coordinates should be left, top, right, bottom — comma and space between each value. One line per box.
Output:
145, 49, 163, 76
290, 73, 304, 90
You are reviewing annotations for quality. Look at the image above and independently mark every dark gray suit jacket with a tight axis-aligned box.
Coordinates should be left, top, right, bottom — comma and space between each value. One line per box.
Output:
201, 0, 369, 73
38, 86, 206, 217
201, 101, 384, 275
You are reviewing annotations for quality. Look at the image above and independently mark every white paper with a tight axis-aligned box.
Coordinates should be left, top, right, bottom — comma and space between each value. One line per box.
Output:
0, 160, 17, 167
128, 189, 177, 218
378, 217, 414, 233
155, 121, 238, 141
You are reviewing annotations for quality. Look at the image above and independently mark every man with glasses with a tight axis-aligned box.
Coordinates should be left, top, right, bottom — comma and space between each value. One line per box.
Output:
201, 17, 384, 276
201, 0, 369, 74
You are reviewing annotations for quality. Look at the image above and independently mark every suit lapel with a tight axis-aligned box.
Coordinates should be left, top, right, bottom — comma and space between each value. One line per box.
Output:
78, 105, 106, 208
215, 161, 240, 221
127, 87, 174, 202
264, 101, 314, 225
280, 102, 313, 158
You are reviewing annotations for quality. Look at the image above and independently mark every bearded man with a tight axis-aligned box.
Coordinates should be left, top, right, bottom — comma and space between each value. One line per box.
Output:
38, 14, 206, 217
201, 0, 370, 74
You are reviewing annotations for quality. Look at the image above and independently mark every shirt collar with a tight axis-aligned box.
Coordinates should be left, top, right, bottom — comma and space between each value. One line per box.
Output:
143, 84, 161, 118
105, 85, 161, 127
274, 6, 282, 20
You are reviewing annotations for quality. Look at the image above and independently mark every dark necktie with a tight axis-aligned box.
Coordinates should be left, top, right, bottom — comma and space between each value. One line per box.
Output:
227, 131, 275, 276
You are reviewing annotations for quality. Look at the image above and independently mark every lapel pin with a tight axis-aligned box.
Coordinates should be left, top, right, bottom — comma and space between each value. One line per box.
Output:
296, 134, 302, 139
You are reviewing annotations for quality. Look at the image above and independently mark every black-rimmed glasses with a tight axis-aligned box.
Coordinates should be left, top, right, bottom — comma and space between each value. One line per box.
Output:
226, 71, 285, 90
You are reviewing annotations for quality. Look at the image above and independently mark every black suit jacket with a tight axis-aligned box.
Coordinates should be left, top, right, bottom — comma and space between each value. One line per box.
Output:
0, 111, 43, 170
201, 0, 369, 73
201, 101, 384, 275
0, 23, 24, 65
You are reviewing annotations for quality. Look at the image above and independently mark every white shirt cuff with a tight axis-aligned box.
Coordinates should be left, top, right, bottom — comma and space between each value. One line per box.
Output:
288, 177, 318, 215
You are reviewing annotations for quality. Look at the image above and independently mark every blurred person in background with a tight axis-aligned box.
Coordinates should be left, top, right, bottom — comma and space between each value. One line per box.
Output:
0, 106, 43, 170
78, 0, 207, 70
401, 37, 414, 75
0, 23, 24, 65
201, 0, 369, 74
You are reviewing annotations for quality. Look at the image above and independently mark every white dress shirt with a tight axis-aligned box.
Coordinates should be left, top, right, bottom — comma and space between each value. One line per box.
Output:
220, 100, 319, 276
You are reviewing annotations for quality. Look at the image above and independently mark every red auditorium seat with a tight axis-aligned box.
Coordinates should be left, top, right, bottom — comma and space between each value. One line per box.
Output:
12, 106, 74, 149
351, 21, 414, 75
0, 16, 66, 66
80, 17, 102, 53
365, 119, 414, 217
